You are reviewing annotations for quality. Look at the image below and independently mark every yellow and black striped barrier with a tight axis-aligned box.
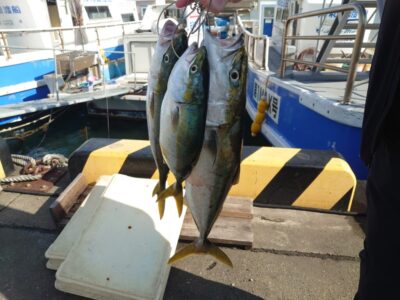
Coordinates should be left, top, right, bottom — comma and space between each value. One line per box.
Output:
0, 138, 14, 180
69, 138, 356, 212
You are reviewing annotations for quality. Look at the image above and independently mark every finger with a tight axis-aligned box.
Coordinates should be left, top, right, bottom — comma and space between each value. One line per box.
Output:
176, 0, 195, 8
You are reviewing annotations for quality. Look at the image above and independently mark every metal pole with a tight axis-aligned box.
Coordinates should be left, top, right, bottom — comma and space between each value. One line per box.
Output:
53, 48, 60, 101
279, 19, 290, 77
0, 32, 11, 59
261, 38, 266, 70
342, 5, 367, 104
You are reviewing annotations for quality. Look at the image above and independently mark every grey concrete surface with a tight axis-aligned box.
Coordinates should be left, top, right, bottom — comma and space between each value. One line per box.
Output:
0, 192, 19, 211
0, 193, 57, 230
0, 188, 365, 300
166, 247, 360, 300
252, 207, 364, 258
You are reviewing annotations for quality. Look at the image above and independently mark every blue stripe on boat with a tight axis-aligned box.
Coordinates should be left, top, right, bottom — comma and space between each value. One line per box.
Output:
0, 86, 50, 105
0, 59, 54, 88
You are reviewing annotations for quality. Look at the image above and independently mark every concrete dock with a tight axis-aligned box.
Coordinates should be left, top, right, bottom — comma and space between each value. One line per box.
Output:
0, 177, 365, 300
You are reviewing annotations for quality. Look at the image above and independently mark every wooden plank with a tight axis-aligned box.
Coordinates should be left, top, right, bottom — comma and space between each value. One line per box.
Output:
49, 173, 88, 222
180, 196, 253, 248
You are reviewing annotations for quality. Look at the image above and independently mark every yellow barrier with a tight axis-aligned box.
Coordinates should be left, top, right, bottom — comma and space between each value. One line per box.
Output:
69, 138, 356, 212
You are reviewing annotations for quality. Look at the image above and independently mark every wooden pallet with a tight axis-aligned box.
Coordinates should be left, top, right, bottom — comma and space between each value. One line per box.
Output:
51, 175, 254, 249
180, 196, 253, 249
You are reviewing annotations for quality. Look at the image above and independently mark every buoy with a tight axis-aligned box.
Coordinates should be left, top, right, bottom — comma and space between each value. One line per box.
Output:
250, 97, 269, 137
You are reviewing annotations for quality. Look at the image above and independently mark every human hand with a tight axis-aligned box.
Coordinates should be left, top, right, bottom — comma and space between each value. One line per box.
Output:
176, 0, 241, 13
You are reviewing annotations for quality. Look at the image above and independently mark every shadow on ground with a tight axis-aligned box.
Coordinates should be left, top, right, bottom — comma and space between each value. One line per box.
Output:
165, 268, 263, 300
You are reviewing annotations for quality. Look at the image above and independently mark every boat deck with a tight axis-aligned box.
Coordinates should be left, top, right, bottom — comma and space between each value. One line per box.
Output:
0, 86, 131, 120
0, 74, 147, 121
284, 78, 368, 107
268, 46, 369, 108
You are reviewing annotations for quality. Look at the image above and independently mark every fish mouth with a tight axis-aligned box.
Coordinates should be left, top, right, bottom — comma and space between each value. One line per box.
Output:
161, 19, 178, 38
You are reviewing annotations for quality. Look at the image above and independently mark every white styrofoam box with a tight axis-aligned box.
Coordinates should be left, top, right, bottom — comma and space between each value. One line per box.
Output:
45, 176, 112, 270
55, 174, 186, 300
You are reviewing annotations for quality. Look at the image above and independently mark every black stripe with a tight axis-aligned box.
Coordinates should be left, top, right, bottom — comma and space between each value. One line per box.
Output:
241, 146, 261, 161
254, 149, 338, 206
0, 137, 14, 175
68, 138, 119, 179
119, 145, 157, 178
331, 188, 353, 211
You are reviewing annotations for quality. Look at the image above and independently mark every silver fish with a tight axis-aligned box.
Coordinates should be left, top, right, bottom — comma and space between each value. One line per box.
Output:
168, 31, 247, 267
158, 43, 209, 217
146, 20, 187, 218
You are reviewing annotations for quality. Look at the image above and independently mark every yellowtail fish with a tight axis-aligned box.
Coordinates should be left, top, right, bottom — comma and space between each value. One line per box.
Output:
168, 31, 247, 267
158, 42, 209, 217
146, 20, 188, 218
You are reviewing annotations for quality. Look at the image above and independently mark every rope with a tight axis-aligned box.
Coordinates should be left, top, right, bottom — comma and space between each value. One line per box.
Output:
11, 154, 36, 167
42, 154, 68, 167
0, 174, 42, 184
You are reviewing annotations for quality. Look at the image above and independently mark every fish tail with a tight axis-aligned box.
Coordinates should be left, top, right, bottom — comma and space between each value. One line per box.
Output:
152, 182, 161, 197
157, 182, 184, 217
158, 198, 166, 220
168, 239, 233, 267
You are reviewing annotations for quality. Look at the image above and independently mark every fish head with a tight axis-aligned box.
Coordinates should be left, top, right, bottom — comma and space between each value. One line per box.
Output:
156, 29, 188, 92
228, 46, 247, 96
180, 43, 208, 104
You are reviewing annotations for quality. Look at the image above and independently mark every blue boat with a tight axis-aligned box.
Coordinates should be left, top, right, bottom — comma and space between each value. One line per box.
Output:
241, 0, 379, 179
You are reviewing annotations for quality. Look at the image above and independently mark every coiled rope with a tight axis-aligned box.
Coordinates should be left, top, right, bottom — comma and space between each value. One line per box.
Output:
0, 153, 68, 184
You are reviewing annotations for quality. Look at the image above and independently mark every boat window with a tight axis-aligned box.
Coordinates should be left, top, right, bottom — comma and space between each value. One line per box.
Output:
121, 13, 135, 22
85, 6, 112, 20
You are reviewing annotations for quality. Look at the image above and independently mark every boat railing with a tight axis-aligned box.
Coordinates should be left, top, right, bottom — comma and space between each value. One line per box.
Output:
0, 44, 140, 102
236, 12, 269, 71
0, 20, 140, 60
280, 3, 377, 104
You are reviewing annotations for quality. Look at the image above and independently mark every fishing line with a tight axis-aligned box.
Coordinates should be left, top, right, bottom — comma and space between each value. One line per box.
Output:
157, 0, 213, 58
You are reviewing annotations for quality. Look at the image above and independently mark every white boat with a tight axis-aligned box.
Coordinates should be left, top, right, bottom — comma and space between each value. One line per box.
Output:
240, 0, 379, 179
0, 0, 171, 126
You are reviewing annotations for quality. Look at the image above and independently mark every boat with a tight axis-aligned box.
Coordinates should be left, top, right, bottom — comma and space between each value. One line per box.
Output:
240, 0, 379, 179
0, 0, 179, 128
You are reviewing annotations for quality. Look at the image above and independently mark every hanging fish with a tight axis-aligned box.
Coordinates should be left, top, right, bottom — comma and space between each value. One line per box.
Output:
168, 31, 247, 267
158, 42, 209, 217
146, 20, 188, 218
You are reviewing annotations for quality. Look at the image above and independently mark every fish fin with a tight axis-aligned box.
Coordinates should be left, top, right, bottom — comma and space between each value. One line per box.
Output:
168, 240, 233, 267
158, 198, 165, 219
152, 182, 161, 197
171, 105, 180, 130
207, 243, 233, 267
174, 182, 184, 217
157, 182, 184, 217
157, 184, 174, 201
232, 165, 240, 185
168, 243, 197, 265
150, 93, 155, 119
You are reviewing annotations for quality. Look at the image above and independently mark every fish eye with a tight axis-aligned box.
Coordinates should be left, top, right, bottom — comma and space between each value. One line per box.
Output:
164, 54, 170, 63
190, 65, 198, 74
230, 70, 240, 82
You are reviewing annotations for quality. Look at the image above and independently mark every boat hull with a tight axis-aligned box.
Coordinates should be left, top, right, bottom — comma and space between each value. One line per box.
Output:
246, 64, 368, 179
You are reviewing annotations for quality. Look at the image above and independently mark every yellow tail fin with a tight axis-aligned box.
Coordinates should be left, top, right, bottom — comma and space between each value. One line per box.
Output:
157, 182, 183, 217
152, 181, 161, 197
168, 240, 233, 267
158, 199, 165, 220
